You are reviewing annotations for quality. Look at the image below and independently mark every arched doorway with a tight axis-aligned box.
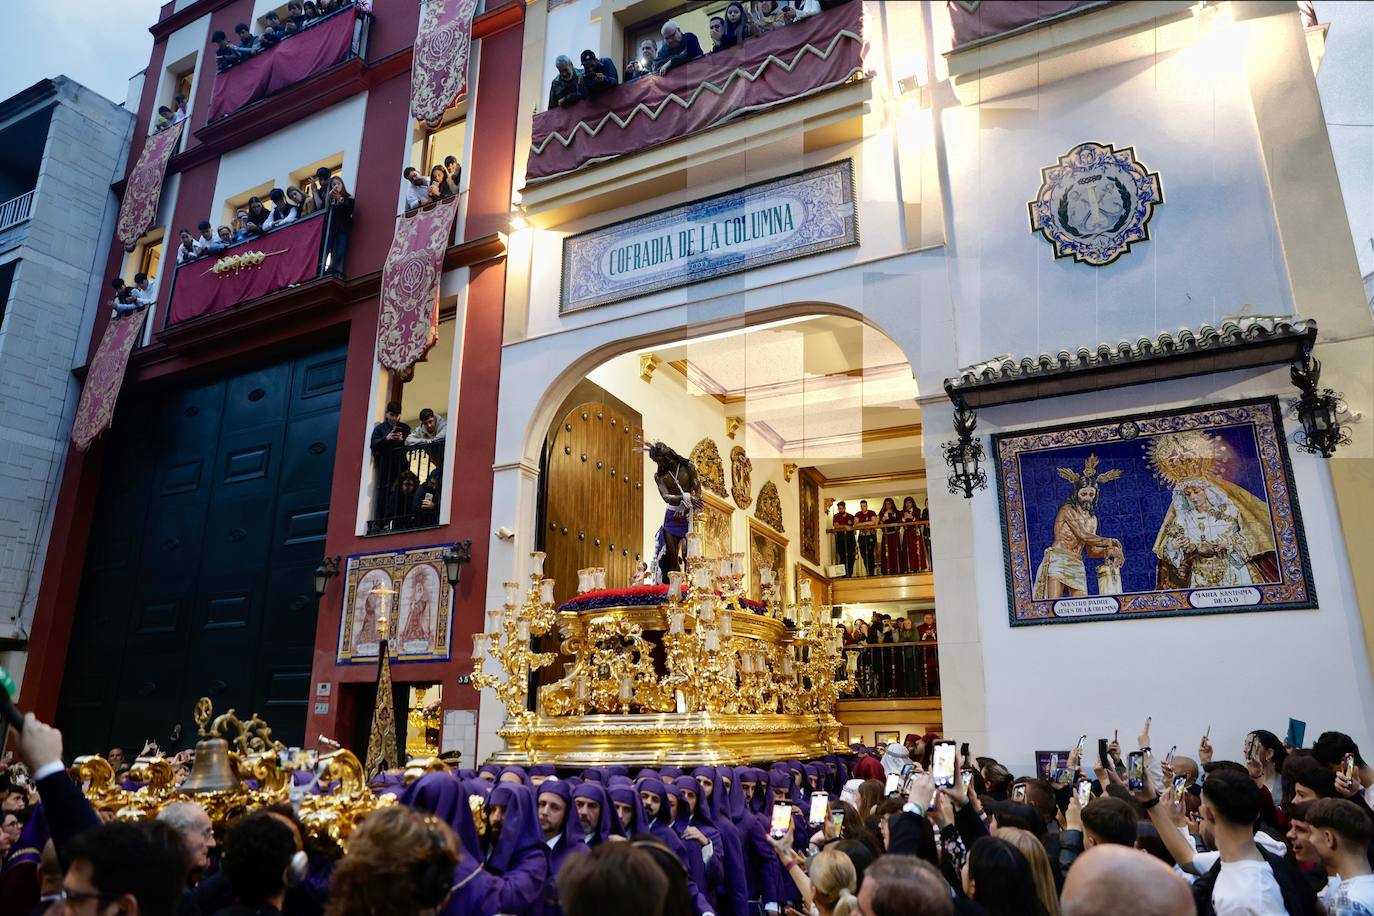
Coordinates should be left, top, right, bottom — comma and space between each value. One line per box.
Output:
517, 310, 943, 747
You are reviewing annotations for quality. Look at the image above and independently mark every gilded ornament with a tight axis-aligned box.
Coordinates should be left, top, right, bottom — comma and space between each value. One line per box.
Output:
731, 446, 753, 509
755, 480, 784, 532
689, 437, 729, 499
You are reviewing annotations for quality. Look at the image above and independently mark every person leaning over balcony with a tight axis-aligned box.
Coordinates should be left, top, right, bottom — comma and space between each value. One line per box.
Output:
174, 228, 198, 264
288, 186, 313, 218
309, 166, 333, 212
154, 106, 174, 132
244, 196, 272, 236
549, 55, 582, 109
213, 226, 234, 250
234, 22, 260, 56
709, 17, 725, 52
261, 11, 286, 46
324, 176, 354, 276
405, 408, 447, 447
286, 1, 307, 29
111, 279, 140, 318
652, 20, 703, 75
401, 167, 427, 211
577, 49, 619, 101
427, 165, 457, 202
131, 272, 158, 309
719, 2, 754, 49
752, 1, 789, 33
192, 221, 215, 255
444, 156, 462, 189
624, 38, 659, 81
232, 209, 252, 242
263, 188, 298, 229
283, 17, 301, 38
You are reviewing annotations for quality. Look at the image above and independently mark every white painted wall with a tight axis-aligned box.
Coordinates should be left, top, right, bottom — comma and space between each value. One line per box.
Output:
540, 0, 602, 112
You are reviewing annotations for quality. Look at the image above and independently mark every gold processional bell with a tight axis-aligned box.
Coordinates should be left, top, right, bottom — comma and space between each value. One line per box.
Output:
181, 697, 244, 794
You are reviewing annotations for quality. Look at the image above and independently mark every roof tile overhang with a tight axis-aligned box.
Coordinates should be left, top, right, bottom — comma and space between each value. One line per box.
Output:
944, 316, 1317, 409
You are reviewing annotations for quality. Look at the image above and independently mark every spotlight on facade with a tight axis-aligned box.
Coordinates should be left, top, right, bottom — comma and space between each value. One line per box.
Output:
443, 539, 473, 588
313, 555, 341, 598
1289, 351, 1350, 458
943, 400, 988, 499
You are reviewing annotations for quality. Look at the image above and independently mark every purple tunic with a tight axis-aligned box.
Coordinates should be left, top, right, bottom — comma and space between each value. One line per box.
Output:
639, 777, 714, 916
693, 767, 749, 916
535, 780, 588, 916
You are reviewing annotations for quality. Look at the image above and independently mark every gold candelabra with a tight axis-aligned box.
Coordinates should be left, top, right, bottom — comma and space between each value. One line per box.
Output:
470, 552, 559, 742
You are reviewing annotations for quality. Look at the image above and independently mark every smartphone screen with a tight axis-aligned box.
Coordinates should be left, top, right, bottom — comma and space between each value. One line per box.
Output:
1173, 776, 1188, 797
884, 773, 902, 796
1165, 745, 1177, 767
831, 807, 845, 829
1013, 784, 1026, 802
1077, 780, 1092, 807
808, 792, 829, 826
1127, 752, 1146, 791
1098, 738, 1110, 769
1076, 735, 1088, 757
961, 770, 974, 789
1343, 754, 1357, 780
770, 805, 792, 838
932, 741, 957, 788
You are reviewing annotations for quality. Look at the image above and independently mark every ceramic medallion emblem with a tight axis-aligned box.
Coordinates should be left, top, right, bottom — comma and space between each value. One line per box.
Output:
1028, 141, 1163, 266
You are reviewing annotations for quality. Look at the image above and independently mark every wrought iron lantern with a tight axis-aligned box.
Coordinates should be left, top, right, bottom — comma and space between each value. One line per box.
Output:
442, 540, 473, 588
1289, 351, 1350, 458
313, 556, 341, 598
943, 400, 988, 498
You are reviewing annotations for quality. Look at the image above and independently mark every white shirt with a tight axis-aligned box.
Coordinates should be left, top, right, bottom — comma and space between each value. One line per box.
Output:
403, 178, 428, 210
1323, 874, 1374, 916
132, 280, 158, 307
192, 234, 214, 255
1210, 859, 1287, 916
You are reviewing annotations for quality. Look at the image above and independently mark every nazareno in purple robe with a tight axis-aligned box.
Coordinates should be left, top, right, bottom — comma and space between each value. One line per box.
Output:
534, 779, 588, 916
693, 766, 749, 916
674, 775, 725, 906
399, 772, 549, 916
727, 766, 781, 911
571, 781, 623, 846
639, 776, 714, 916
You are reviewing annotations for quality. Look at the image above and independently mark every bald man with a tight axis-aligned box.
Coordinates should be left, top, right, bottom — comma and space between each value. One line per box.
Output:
1062, 845, 1194, 916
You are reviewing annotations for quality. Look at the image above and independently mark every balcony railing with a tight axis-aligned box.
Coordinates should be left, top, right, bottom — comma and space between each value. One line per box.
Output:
840, 641, 940, 699
525, 0, 863, 182
828, 520, 931, 578
207, 5, 372, 122
0, 190, 35, 232
368, 441, 444, 535
163, 209, 336, 328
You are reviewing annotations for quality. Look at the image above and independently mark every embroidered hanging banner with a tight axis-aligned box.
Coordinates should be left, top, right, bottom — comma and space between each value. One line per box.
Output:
527, 0, 863, 181
71, 308, 151, 451
410, 0, 480, 128
116, 120, 184, 252
377, 195, 459, 376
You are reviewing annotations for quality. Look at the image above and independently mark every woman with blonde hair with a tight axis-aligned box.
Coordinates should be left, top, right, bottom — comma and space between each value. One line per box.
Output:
994, 826, 1062, 916
772, 844, 860, 916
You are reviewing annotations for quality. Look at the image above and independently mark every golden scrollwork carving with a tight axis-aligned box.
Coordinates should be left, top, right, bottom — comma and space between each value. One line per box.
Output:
731, 446, 753, 509
690, 438, 729, 499
756, 480, 784, 532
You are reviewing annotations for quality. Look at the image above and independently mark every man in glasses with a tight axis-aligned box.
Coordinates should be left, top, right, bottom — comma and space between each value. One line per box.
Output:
57, 820, 187, 915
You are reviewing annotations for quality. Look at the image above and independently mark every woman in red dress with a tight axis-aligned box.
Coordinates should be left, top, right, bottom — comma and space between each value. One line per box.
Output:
902, 496, 927, 573
879, 497, 904, 574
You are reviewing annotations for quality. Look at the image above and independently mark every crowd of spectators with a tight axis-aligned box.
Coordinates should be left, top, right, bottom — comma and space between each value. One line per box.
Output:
369, 401, 448, 531
152, 94, 190, 134
839, 612, 939, 698
402, 156, 462, 213
212, 1, 362, 73
168, 167, 353, 276
831, 496, 931, 578
6, 713, 1373, 915
550, 0, 850, 109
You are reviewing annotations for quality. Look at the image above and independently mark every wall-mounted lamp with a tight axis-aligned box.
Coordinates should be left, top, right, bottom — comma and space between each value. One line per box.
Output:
443, 540, 473, 588
1290, 350, 1350, 458
313, 556, 341, 598
943, 400, 988, 499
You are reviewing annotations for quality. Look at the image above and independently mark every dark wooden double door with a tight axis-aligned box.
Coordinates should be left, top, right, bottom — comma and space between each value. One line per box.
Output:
56, 346, 347, 753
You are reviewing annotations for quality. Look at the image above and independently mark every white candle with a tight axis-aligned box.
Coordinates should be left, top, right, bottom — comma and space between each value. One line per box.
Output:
503, 581, 521, 608
686, 533, 703, 558
669, 610, 685, 634
530, 552, 546, 577
540, 580, 555, 606
517, 618, 531, 641
741, 652, 754, 674
488, 608, 505, 628
761, 566, 774, 587
720, 612, 733, 638
619, 676, 633, 701
693, 567, 711, 590
593, 568, 607, 590
668, 571, 684, 600
471, 633, 485, 659
575, 675, 589, 700
704, 629, 720, 652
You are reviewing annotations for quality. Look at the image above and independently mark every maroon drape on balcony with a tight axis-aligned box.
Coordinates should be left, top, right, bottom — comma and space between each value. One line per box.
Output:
947, 0, 1103, 48
166, 214, 327, 325
376, 196, 460, 377
526, 1, 864, 182
115, 120, 184, 251
410, 0, 480, 128
71, 308, 151, 451
208, 8, 359, 121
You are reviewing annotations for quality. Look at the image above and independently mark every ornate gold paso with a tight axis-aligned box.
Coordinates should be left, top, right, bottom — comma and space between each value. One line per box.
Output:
690, 437, 729, 499
208, 248, 288, 275
477, 517, 846, 767
75, 697, 395, 852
